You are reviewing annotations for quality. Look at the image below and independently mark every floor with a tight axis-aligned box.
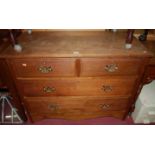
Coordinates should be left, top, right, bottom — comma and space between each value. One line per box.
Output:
30, 117, 134, 125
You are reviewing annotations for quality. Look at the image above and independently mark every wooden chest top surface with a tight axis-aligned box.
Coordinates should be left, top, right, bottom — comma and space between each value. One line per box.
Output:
0, 30, 152, 58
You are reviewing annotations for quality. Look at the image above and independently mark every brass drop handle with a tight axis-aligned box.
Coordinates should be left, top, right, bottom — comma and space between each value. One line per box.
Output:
48, 104, 58, 111
102, 85, 112, 92
100, 104, 111, 109
43, 86, 56, 93
105, 64, 118, 72
39, 66, 53, 73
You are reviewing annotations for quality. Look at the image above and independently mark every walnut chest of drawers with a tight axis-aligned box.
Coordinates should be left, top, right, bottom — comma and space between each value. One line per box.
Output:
0, 30, 153, 122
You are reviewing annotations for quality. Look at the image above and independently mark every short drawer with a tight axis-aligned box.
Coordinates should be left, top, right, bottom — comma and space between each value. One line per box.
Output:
80, 58, 142, 76
9, 58, 76, 77
17, 77, 137, 97
25, 97, 129, 120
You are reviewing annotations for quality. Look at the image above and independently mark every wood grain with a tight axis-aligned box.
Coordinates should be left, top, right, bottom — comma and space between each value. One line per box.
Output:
16, 77, 137, 97
0, 30, 153, 122
9, 58, 77, 77
25, 96, 130, 114
29, 110, 127, 121
80, 58, 142, 76
0, 31, 152, 58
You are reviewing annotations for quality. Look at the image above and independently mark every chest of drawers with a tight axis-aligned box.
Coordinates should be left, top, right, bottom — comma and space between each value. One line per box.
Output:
0, 30, 153, 122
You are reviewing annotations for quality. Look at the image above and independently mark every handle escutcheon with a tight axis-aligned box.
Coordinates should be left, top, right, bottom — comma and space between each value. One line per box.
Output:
100, 104, 112, 110
43, 86, 56, 93
39, 66, 53, 73
48, 104, 58, 111
105, 64, 118, 72
102, 85, 112, 92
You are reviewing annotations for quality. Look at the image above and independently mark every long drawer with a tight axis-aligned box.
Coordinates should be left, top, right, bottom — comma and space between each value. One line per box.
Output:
25, 97, 130, 121
80, 58, 142, 76
25, 97, 130, 113
9, 58, 77, 77
17, 77, 137, 97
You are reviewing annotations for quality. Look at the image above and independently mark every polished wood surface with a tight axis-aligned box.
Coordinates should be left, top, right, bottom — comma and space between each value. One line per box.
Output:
0, 30, 153, 122
9, 57, 143, 78
25, 97, 130, 114
25, 97, 129, 120
9, 58, 77, 77
146, 66, 155, 78
0, 31, 152, 58
80, 58, 142, 76
30, 110, 127, 121
17, 77, 137, 97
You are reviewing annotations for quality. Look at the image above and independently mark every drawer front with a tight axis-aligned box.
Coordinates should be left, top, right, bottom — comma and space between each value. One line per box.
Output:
80, 58, 142, 76
25, 97, 129, 120
30, 111, 126, 121
9, 58, 76, 77
17, 77, 137, 97
25, 97, 130, 113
